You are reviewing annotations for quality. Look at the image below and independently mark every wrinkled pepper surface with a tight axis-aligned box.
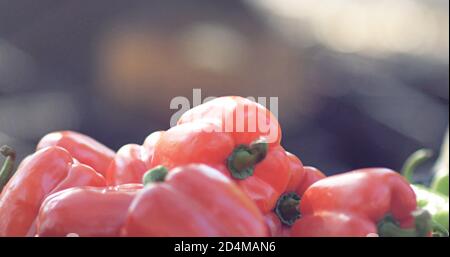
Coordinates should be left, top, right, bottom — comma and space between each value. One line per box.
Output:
265, 155, 326, 237
37, 131, 115, 177
106, 131, 163, 185
121, 164, 268, 237
151, 96, 291, 213
37, 184, 142, 236
0, 146, 106, 236
289, 169, 432, 237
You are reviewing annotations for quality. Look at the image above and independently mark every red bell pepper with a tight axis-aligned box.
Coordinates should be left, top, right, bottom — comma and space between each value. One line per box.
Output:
266, 156, 326, 237
37, 131, 115, 177
37, 184, 142, 237
0, 146, 106, 236
151, 96, 291, 213
289, 168, 432, 237
121, 164, 268, 236
142, 130, 164, 155
284, 152, 305, 192
294, 166, 326, 197
177, 96, 281, 146
106, 131, 163, 185
283, 153, 326, 195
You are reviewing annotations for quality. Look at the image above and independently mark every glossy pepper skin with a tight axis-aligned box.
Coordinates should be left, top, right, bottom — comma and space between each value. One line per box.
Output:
106, 131, 163, 186
283, 152, 326, 196
266, 156, 326, 237
121, 164, 268, 237
37, 131, 115, 177
151, 96, 291, 213
290, 169, 432, 237
37, 184, 142, 237
401, 149, 449, 235
284, 152, 305, 193
177, 96, 281, 146
0, 146, 106, 236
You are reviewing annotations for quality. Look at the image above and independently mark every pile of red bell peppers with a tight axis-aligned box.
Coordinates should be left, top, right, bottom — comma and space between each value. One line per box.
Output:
0, 96, 447, 237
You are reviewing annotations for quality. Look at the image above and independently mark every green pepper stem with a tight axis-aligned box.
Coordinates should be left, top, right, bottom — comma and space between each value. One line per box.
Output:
0, 145, 16, 192
274, 192, 301, 226
401, 149, 433, 183
377, 222, 418, 237
143, 165, 168, 185
377, 209, 433, 237
227, 139, 268, 180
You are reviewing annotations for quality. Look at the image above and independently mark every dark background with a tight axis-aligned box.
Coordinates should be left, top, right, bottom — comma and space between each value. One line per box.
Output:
0, 0, 448, 177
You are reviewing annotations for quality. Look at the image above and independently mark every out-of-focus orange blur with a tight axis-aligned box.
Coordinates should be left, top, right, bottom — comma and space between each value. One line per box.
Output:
0, 0, 448, 175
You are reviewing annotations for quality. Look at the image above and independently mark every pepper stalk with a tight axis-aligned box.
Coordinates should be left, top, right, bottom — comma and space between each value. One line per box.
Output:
227, 139, 268, 180
432, 128, 449, 196
0, 145, 16, 192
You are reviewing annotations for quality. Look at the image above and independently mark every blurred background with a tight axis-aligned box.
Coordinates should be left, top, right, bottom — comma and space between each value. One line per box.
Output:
0, 0, 448, 177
